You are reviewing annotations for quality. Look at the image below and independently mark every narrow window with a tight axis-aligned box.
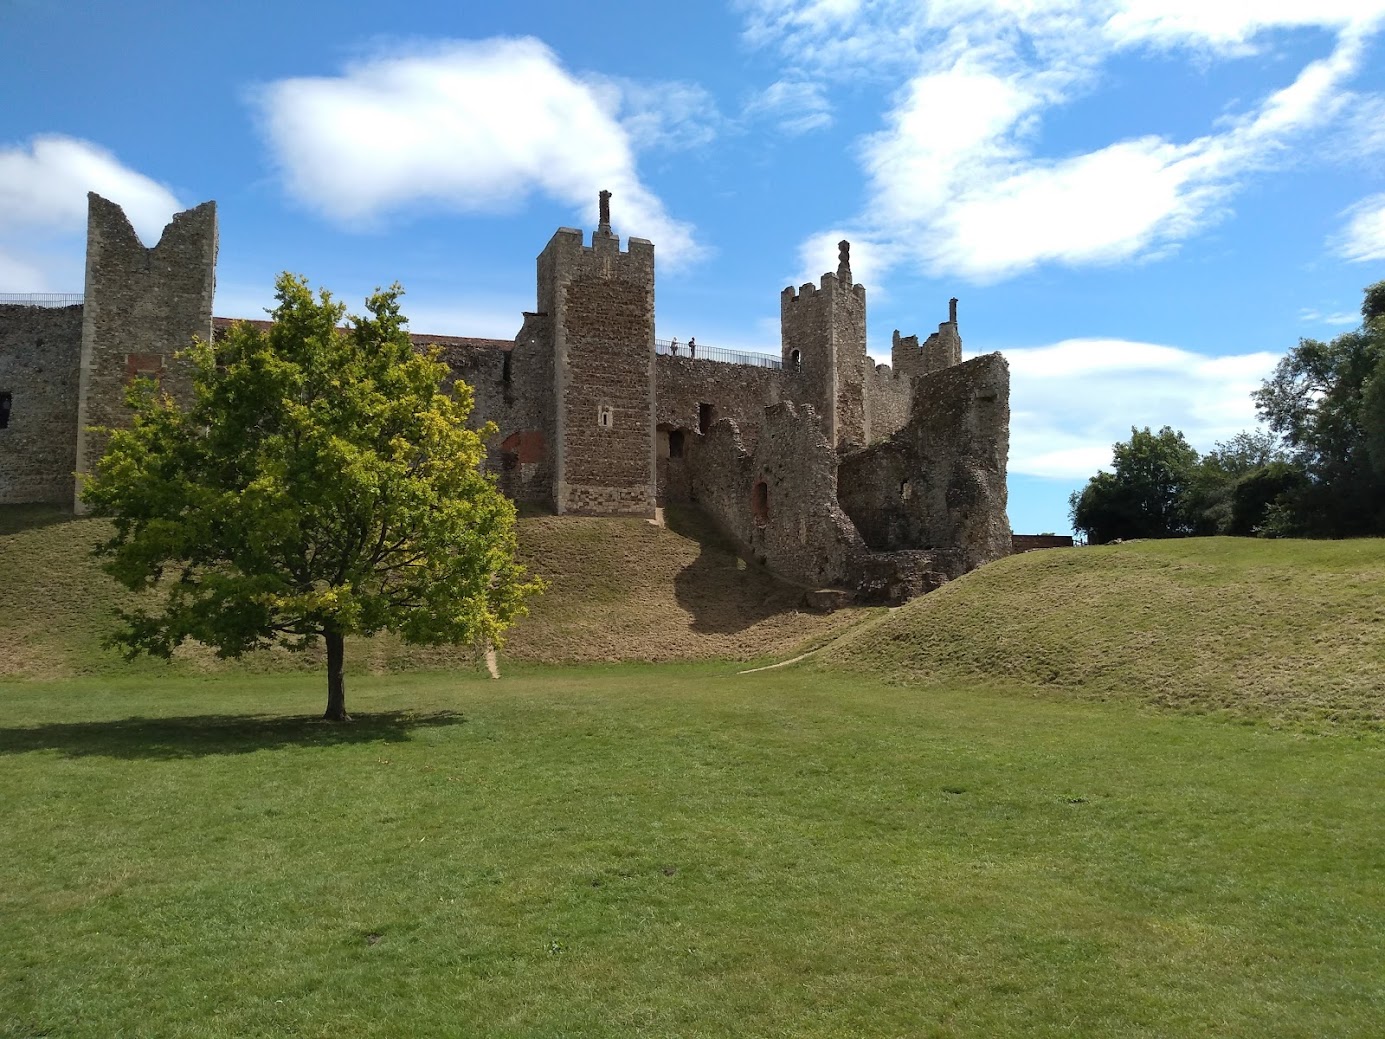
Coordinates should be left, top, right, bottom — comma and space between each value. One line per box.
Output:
0, 391, 11, 429
502, 352, 512, 383
598, 405, 614, 429
698, 401, 714, 435
669, 430, 685, 458
790, 349, 802, 372
751, 479, 769, 526
900, 479, 912, 501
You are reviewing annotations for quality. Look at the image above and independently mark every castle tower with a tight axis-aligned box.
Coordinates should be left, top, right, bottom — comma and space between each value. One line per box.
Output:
780, 239, 868, 451
74, 193, 217, 511
534, 190, 656, 516
892, 297, 961, 381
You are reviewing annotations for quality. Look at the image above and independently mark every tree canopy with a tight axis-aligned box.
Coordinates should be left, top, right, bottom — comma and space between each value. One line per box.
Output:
1251, 279, 1385, 536
1069, 426, 1199, 544
83, 273, 541, 720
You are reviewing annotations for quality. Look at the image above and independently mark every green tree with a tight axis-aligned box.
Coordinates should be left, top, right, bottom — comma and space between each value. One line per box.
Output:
1182, 430, 1294, 535
1252, 280, 1385, 537
1069, 426, 1200, 544
83, 273, 541, 721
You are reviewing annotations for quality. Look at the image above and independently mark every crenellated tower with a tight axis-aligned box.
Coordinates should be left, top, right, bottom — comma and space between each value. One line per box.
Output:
892, 297, 961, 381
534, 190, 656, 516
780, 240, 868, 451
74, 193, 217, 511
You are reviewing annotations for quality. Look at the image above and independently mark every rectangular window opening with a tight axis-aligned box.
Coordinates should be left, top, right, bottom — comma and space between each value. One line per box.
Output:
0, 391, 11, 429
697, 402, 713, 435
598, 405, 614, 429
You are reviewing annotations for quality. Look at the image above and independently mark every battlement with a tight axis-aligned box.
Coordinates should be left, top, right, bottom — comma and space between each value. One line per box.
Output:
781, 272, 868, 303
545, 225, 655, 261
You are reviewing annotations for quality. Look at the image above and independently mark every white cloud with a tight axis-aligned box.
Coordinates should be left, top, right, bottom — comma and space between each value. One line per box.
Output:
251, 37, 704, 267
0, 135, 181, 291
998, 337, 1280, 479
743, 79, 833, 135
1335, 193, 1385, 263
738, 1, 1385, 283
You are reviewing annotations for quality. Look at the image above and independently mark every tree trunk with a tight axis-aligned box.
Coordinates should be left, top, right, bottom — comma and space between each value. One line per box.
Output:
324, 630, 351, 722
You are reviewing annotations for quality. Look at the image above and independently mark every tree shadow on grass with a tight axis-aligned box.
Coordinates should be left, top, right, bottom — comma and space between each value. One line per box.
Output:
0, 709, 466, 760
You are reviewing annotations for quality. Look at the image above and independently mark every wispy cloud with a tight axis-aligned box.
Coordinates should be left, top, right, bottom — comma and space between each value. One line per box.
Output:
737, 1, 1385, 284
1299, 306, 1362, 327
742, 79, 834, 135
0, 135, 181, 290
996, 337, 1281, 480
1334, 193, 1385, 263
249, 37, 705, 267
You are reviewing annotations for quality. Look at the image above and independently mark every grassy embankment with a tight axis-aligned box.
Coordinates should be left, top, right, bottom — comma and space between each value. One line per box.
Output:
819, 535, 1385, 730
0, 505, 866, 680
3, 508, 1384, 1035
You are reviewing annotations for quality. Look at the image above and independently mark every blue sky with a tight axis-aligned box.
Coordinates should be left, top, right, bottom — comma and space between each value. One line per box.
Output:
4, 0, 1385, 534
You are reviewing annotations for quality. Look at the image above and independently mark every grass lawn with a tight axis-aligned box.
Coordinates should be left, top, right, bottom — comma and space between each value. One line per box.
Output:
3, 664, 1382, 1037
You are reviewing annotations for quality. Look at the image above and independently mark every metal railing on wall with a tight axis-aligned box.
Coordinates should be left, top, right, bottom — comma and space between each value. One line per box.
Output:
655, 338, 781, 370
0, 293, 84, 307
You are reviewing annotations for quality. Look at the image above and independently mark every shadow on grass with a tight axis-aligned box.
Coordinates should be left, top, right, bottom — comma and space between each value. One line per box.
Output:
0, 709, 466, 760
0, 504, 78, 536
666, 505, 808, 634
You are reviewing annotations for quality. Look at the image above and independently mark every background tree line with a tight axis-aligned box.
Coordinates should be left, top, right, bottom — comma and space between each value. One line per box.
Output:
1071, 280, 1385, 543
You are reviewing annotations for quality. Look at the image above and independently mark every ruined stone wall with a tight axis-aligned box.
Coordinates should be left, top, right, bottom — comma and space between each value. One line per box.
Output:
690, 402, 856, 585
74, 193, 216, 510
654, 355, 782, 450
688, 401, 937, 601
0, 304, 83, 504
542, 227, 656, 516
865, 363, 911, 443
838, 352, 1012, 578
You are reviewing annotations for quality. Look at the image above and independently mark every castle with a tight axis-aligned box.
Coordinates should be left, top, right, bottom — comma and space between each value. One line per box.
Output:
0, 192, 1012, 604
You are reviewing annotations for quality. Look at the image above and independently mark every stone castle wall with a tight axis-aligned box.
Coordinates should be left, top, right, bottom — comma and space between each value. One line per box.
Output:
0, 304, 83, 504
0, 193, 1013, 604
864, 362, 911, 443
654, 354, 782, 450
74, 193, 217, 510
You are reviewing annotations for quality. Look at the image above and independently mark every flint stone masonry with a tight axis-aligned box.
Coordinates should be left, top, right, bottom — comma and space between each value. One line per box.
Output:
0, 304, 82, 503
74, 192, 217, 512
538, 227, 656, 517
0, 191, 1014, 605
780, 270, 868, 452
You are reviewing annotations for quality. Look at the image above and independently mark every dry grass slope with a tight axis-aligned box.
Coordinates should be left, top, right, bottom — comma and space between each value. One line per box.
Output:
820, 537, 1385, 728
0, 506, 865, 680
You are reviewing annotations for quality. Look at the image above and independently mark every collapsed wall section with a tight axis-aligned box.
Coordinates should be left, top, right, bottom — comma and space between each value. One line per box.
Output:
74, 193, 217, 511
689, 401, 938, 603
838, 352, 1012, 578
0, 304, 83, 504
